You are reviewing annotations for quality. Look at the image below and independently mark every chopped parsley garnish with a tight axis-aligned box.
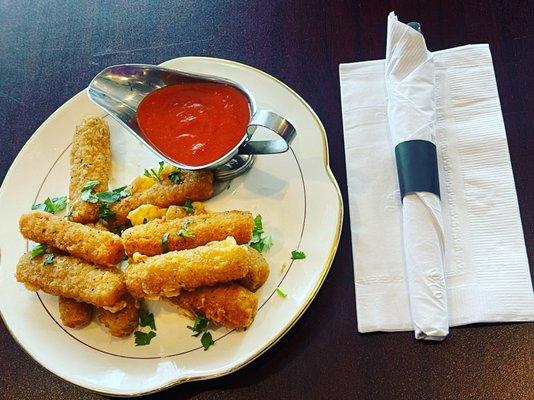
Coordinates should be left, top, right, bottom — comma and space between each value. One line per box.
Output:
98, 203, 116, 221
276, 288, 288, 298
291, 250, 306, 260
112, 222, 131, 236
81, 180, 130, 206
139, 309, 156, 331
144, 161, 165, 182
187, 315, 208, 337
134, 330, 156, 346
168, 168, 183, 184
31, 244, 48, 258
162, 232, 170, 252
177, 228, 193, 238
43, 254, 55, 266
80, 179, 100, 203
177, 221, 193, 238
134, 308, 157, 346
65, 206, 73, 218
250, 214, 273, 253
187, 315, 215, 350
32, 196, 67, 214
94, 186, 131, 204
201, 331, 214, 351
182, 200, 194, 214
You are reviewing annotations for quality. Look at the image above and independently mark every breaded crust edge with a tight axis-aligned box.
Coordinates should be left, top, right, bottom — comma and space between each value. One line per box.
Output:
69, 117, 111, 224
16, 252, 125, 307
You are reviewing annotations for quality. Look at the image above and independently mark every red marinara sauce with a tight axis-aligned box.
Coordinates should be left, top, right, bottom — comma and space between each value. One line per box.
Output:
137, 83, 250, 166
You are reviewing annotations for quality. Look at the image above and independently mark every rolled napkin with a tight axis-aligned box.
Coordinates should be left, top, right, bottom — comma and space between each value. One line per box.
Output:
385, 13, 448, 340
340, 15, 534, 336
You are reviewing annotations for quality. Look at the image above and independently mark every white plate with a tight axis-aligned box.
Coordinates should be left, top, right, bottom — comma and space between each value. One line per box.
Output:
0, 57, 342, 396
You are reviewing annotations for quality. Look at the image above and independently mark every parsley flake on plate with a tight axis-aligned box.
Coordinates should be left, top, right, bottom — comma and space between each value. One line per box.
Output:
201, 331, 214, 351
31, 244, 48, 258
43, 254, 55, 266
144, 161, 165, 182
168, 168, 183, 184
134, 330, 156, 346
187, 315, 208, 337
186, 315, 215, 350
139, 309, 156, 331
250, 214, 273, 253
182, 200, 194, 214
276, 288, 288, 298
32, 196, 67, 214
291, 250, 306, 260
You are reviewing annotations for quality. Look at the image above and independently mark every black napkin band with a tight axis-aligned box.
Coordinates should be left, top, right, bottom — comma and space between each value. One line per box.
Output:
394, 139, 440, 200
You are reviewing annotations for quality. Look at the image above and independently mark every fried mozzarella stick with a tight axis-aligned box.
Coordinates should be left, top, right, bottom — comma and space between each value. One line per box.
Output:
122, 211, 254, 256
69, 117, 111, 223
97, 294, 139, 337
108, 170, 214, 228
169, 283, 258, 329
16, 253, 126, 308
59, 297, 93, 329
126, 202, 208, 226
238, 247, 270, 291
125, 237, 251, 299
19, 210, 125, 267
164, 202, 207, 220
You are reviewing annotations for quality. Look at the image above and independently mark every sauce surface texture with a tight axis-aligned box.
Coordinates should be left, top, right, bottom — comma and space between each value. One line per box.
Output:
137, 83, 250, 166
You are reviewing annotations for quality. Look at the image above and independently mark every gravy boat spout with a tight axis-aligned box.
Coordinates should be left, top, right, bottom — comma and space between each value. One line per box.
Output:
87, 64, 296, 178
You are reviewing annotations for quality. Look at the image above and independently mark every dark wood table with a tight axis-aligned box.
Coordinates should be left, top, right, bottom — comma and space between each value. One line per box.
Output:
1, 1, 533, 399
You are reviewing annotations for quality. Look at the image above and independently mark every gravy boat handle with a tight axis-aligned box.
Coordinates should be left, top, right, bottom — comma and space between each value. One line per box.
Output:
239, 110, 297, 154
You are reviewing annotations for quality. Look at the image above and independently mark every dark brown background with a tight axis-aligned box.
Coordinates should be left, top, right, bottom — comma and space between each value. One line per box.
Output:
1, 1, 533, 399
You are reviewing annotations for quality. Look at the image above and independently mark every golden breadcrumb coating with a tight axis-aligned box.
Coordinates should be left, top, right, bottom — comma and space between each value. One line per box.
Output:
164, 202, 207, 220
108, 170, 214, 228
97, 294, 139, 337
122, 211, 254, 256
58, 296, 93, 328
238, 246, 270, 291
68, 117, 111, 223
169, 283, 258, 329
124, 237, 250, 299
130, 175, 156, 194
84, 221, 109, 231
16, 252, 126, 307
19, 211, 125, 267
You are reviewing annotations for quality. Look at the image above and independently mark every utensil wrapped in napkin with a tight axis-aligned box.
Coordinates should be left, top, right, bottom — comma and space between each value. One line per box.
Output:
340, 13, 534, 337
385, 13, 448, 340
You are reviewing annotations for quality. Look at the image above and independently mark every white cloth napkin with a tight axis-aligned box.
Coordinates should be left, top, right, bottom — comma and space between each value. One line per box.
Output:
340, 38, 534, 333
385, 13, 448, 340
